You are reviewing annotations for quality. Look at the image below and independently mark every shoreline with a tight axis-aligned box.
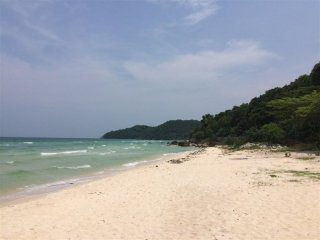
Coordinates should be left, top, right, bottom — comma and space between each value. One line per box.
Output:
0, 149, 195, 207
1, 147, 319, 240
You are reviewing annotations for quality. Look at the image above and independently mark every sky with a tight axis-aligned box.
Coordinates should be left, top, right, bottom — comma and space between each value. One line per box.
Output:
0, 0, 319, 138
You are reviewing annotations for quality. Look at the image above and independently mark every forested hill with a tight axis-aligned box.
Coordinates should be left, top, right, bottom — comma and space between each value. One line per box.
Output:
102, 120, 200, 140
192, 63, 320, 146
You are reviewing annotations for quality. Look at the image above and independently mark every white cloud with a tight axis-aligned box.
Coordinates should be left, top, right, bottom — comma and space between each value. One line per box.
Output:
124, 40, 276, 87
23, 21, 61, 42
184, 6, 217, 25
147, 0, 219, 25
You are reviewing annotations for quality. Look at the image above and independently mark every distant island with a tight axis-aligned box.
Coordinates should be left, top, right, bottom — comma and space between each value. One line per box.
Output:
102, 120, 200, 140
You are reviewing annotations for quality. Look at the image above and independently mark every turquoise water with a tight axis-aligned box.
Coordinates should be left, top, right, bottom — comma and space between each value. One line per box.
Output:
0, 138, 193, 197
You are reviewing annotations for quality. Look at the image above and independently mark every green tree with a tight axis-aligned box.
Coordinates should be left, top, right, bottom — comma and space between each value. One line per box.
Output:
260, 123, 285, 143
267, 91, 320, 121
310, 62, 320, 85
191, 62, 319, 146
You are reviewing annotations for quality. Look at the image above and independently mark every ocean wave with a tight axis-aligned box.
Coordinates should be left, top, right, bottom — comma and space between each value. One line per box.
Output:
87, 147, 94, 150
163, 153, 177, 156
23, 178, 82, 193
122, 160, 147, 167
54, 164, 92, 169
131, 140, 148, 143
99, 150, 116, 156
8, 169, 32, 176
123, 146, 141, 150
0, 144, 10, 147
41, 150, 88, 156
23, 142, 33, 144
6, 161, 15, 164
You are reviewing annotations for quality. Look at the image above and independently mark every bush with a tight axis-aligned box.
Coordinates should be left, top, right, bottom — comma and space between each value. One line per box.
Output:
233, 137, 247, 148
260, 123, 286, 143
192, 131, 205, 143
244, 127, 261, 142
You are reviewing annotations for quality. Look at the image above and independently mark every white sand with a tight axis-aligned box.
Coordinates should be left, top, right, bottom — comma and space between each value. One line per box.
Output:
1, 147, 319, 240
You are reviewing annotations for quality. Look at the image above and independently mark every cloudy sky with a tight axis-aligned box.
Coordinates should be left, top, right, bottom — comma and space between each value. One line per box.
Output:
0, 0, 319, 138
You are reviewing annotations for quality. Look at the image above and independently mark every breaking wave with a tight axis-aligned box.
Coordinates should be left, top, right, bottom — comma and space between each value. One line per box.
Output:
163, 153, 177, 156
41, 150, 88, 156
54, 164, 92, 169
99, 150, 116, 156
122, 160, 148, 167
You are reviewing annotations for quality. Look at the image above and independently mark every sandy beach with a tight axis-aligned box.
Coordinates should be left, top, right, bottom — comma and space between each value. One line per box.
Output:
1, 147, 319, 240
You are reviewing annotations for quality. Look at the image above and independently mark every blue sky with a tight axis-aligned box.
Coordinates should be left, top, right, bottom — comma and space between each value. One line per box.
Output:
0, 0, 319, 138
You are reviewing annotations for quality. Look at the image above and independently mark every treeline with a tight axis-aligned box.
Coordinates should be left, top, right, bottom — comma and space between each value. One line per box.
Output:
192, 63, 320, 147
102, 120, 200, 140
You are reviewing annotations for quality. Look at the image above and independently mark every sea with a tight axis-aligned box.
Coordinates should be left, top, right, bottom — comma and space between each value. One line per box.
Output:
0, 137, 194, 201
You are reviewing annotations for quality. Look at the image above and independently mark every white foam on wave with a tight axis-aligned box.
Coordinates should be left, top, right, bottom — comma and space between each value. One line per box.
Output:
41, 150, 88, 156
6, 161, 15, 164
163, 153, 177, 156
0, 144, 10, 147
41, 152, 58, 156
123, 146, 141, 150
55, 164, 92, 169
122, 160, 148, 167
122, 162, 139, 167
23, 142, 33, 144
87, 147, 94, 150
23, 178, 83, 193
131, 140, 148, 143
99, 150, 116, 156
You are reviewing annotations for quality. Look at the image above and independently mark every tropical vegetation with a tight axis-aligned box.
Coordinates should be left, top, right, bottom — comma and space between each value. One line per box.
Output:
102, 120, 200, 140
191, 63, 320, 147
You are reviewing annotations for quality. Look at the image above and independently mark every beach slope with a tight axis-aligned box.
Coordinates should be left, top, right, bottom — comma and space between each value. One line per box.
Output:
1, 147, 320, 240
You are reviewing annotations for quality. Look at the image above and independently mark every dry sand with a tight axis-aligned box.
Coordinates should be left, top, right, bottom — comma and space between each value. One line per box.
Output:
0, 147, 320, 240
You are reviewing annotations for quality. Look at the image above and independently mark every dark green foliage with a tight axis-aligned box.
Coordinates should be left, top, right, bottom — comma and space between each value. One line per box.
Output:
259, 123, 285, 143
102, 125, 153, 139
310, 62, 320, 85
152, 120, 200, 139
267, 90, 320, 143
192, 63, 320, 146
102, 120, 200, 140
